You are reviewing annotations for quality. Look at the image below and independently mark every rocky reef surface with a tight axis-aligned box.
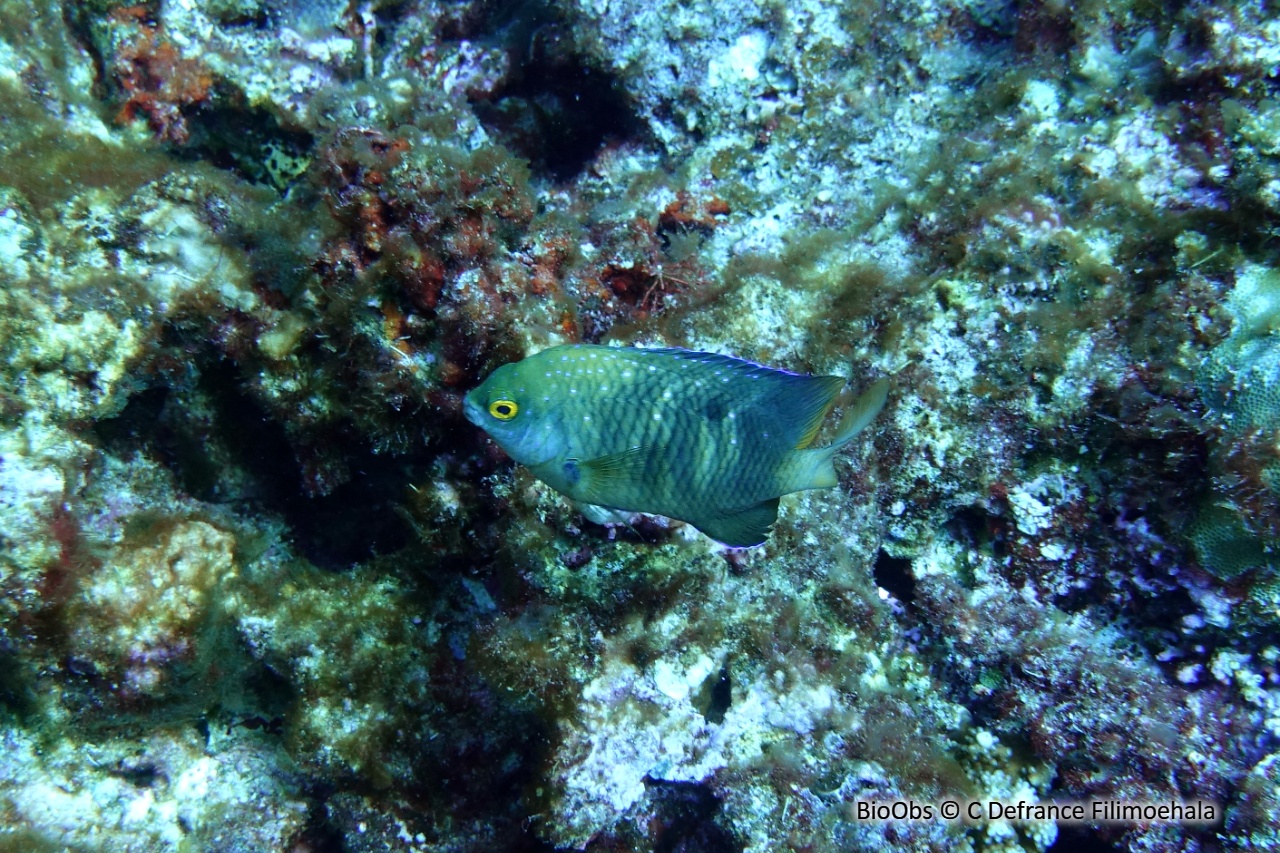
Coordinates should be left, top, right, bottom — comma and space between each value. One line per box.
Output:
1, 0, 1279, 851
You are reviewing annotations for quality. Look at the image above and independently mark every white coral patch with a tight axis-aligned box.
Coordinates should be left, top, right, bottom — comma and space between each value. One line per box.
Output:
1008, 473, 1081, 537
0, 435, 67, 569
708, 31, 770, 87
0, 204, 34, 282
1008, 487, 1053, 536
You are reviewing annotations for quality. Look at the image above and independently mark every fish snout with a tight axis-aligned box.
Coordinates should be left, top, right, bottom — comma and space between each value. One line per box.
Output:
463, 394, 485, 427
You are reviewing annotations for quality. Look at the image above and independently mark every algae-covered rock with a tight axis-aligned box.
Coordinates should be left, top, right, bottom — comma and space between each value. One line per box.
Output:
66, 520, 238, 699
1192, 263, 1280, 590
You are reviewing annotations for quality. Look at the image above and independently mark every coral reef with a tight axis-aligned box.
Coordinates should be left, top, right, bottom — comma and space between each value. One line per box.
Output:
1, 0, 1279, 850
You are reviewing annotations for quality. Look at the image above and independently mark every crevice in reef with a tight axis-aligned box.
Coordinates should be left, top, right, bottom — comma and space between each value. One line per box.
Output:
698, 665, 733, 725
94, 357, 418, 571
178, 103, 316, 191
872, 550, 916, 614
639, 780, 742, 853
1047, 825, 1125, 853
455, 0, 643, 182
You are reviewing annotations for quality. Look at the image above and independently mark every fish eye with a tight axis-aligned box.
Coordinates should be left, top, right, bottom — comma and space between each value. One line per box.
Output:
489, 399, 519, 420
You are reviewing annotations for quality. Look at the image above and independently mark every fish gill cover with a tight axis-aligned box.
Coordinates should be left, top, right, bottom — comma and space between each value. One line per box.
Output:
0, 0, 1277, 851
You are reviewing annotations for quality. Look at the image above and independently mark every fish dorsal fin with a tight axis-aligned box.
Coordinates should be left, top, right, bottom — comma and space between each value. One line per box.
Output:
642, 349, 845, 450
574, 445, 652, 503
640, 347, 791, 382
790, 375, 847, 449
693, 498, 780, 548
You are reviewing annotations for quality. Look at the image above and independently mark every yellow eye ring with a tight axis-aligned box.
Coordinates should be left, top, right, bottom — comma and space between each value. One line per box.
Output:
489, 399, 518, 420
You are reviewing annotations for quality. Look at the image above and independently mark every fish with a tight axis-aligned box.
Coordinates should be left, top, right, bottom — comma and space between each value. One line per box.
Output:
463, 344, 888, 547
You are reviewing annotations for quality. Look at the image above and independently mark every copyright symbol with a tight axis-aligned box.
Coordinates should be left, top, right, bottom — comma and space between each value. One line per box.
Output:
940, 800, 960, 820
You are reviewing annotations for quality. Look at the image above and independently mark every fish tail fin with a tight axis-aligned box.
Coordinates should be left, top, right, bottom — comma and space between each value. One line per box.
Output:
831, 377, 889, 450
793, 378, 889, 491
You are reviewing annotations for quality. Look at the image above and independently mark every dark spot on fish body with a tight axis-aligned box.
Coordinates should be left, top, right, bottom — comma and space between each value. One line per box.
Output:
563, 458, 581, 485
702, 398, 726, 421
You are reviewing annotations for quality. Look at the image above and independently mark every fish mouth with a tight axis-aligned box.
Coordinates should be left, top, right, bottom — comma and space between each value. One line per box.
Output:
462, 394, 484, 427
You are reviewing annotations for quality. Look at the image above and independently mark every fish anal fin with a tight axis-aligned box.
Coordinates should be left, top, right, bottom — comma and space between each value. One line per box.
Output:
693, 498, 780, 548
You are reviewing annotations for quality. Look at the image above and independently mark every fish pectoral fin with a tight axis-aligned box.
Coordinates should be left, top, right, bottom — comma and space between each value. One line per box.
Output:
693, 498, 780, 548
576, 445, 652, 501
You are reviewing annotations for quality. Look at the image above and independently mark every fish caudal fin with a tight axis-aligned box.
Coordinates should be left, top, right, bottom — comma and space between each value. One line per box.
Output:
796, 378, 890, 490
832, 378, 889, 449
694, 498, 780, 548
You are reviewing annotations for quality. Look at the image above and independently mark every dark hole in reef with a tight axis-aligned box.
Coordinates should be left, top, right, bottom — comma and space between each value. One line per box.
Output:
624, 636, 657, 670
0, 641, 37, 721
641, 779, 742, 853
461, 0, 641, 181
872, 551, 915, 611
92, 385, 171, 457
946, 504, 1006, 567
656, 215, 713, 257
176, 103, 315, 190
195, 715, 212, 746
384, 653, 557, 847
963, 0, 1018, 40
108, 760, 159, 788
210, 2, 270, 29
226, 656, 296, 730
699, 666, 733, 725
945, 504, 991, 544
1048, 825, 1124, 853
94, 358, 417, 570
289, 794, 348, 853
